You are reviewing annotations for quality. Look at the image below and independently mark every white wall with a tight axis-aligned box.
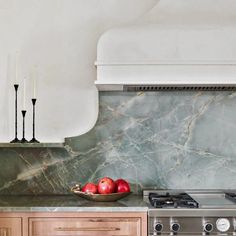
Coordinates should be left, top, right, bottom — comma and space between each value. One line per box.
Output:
0, 0, 158, 142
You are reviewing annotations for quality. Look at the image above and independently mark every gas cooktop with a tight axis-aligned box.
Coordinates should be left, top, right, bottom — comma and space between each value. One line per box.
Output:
145, 190, 236, 236
149, 192, 199, 208
145, 190, 236, 209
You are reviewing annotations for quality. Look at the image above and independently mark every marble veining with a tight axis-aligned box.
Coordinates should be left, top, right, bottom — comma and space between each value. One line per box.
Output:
1, 91, 236, 195
0, 194, 147, 212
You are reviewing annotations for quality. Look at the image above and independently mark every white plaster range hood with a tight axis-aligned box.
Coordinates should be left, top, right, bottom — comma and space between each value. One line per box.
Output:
95, 0, 236, 91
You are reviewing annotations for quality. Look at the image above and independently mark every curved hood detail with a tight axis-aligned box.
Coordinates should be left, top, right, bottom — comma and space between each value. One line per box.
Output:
95, 0, 236, 91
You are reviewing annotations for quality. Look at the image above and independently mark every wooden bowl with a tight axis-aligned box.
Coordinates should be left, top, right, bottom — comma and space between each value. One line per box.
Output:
71, 187, 131, 202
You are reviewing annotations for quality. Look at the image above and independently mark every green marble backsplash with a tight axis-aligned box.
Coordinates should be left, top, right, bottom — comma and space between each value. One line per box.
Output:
1, 91, 236, 195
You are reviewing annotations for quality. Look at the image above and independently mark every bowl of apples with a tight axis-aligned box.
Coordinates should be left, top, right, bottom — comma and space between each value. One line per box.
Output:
71, 177, 131, 202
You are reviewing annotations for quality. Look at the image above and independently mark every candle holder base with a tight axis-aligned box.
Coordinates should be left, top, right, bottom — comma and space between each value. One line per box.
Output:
10, 138, 20, 143
29, 138, 40, 143
20, 138, 29, 143
11, 84, 20, 143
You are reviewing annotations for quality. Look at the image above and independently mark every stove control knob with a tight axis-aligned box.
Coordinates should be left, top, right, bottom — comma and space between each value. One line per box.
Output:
155, 223, 163, 232
171, 223, 180, 232
203, 223, 214, 233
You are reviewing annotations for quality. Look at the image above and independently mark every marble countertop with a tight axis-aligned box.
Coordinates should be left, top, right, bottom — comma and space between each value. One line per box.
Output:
0, 194, 148, 212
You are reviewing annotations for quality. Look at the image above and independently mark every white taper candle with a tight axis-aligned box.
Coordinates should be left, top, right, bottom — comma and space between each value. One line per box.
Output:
15, 51, 19, 84
23, 77, 26, 110
33, 66, 37, 98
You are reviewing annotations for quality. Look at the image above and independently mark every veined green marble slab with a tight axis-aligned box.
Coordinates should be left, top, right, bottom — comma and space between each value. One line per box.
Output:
1, 91, 236, 195
0, 194, 147, 212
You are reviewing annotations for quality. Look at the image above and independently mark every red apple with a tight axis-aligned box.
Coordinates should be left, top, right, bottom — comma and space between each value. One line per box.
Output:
115, 179, 130, 193
97, 177, 115, 194
82, 183, 97, 194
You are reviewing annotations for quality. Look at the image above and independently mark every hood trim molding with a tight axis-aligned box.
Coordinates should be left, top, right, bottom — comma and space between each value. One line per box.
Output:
95, 63, 236, 91
95, 60, 236, 66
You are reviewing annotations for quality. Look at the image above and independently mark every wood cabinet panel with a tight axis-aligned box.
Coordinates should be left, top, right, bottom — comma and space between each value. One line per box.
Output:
0, 218, 21, 236
0, 212, 147, 236
29, 217, 141, 236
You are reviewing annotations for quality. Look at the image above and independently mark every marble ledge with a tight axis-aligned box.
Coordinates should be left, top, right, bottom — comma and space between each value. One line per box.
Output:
0, 194, 148, 212
0, 143, 64, 148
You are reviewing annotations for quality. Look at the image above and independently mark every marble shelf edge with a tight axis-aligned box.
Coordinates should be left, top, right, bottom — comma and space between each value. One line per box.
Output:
0, 143, 65, 148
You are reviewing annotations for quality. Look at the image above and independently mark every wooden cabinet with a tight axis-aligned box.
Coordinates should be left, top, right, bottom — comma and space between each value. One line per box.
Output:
0, 212, 147, 236
29, 217, 141, 236
0, 218, 21, 236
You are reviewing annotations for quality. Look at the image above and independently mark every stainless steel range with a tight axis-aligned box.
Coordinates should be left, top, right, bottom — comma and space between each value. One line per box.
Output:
144, 190, 236, 236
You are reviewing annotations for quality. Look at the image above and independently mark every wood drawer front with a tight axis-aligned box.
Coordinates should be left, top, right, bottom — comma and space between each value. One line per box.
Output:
0, 218, 22, 236
29, 217, 141, 236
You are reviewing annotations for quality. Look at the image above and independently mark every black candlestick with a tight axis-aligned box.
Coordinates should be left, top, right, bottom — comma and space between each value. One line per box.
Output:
10, 84, 20, 143
21, 110, 28, 143
30, 98, 39, 143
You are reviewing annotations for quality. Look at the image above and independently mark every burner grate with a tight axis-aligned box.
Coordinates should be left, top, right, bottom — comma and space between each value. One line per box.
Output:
149, 192, 199, 208
225, 192, 236, 203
